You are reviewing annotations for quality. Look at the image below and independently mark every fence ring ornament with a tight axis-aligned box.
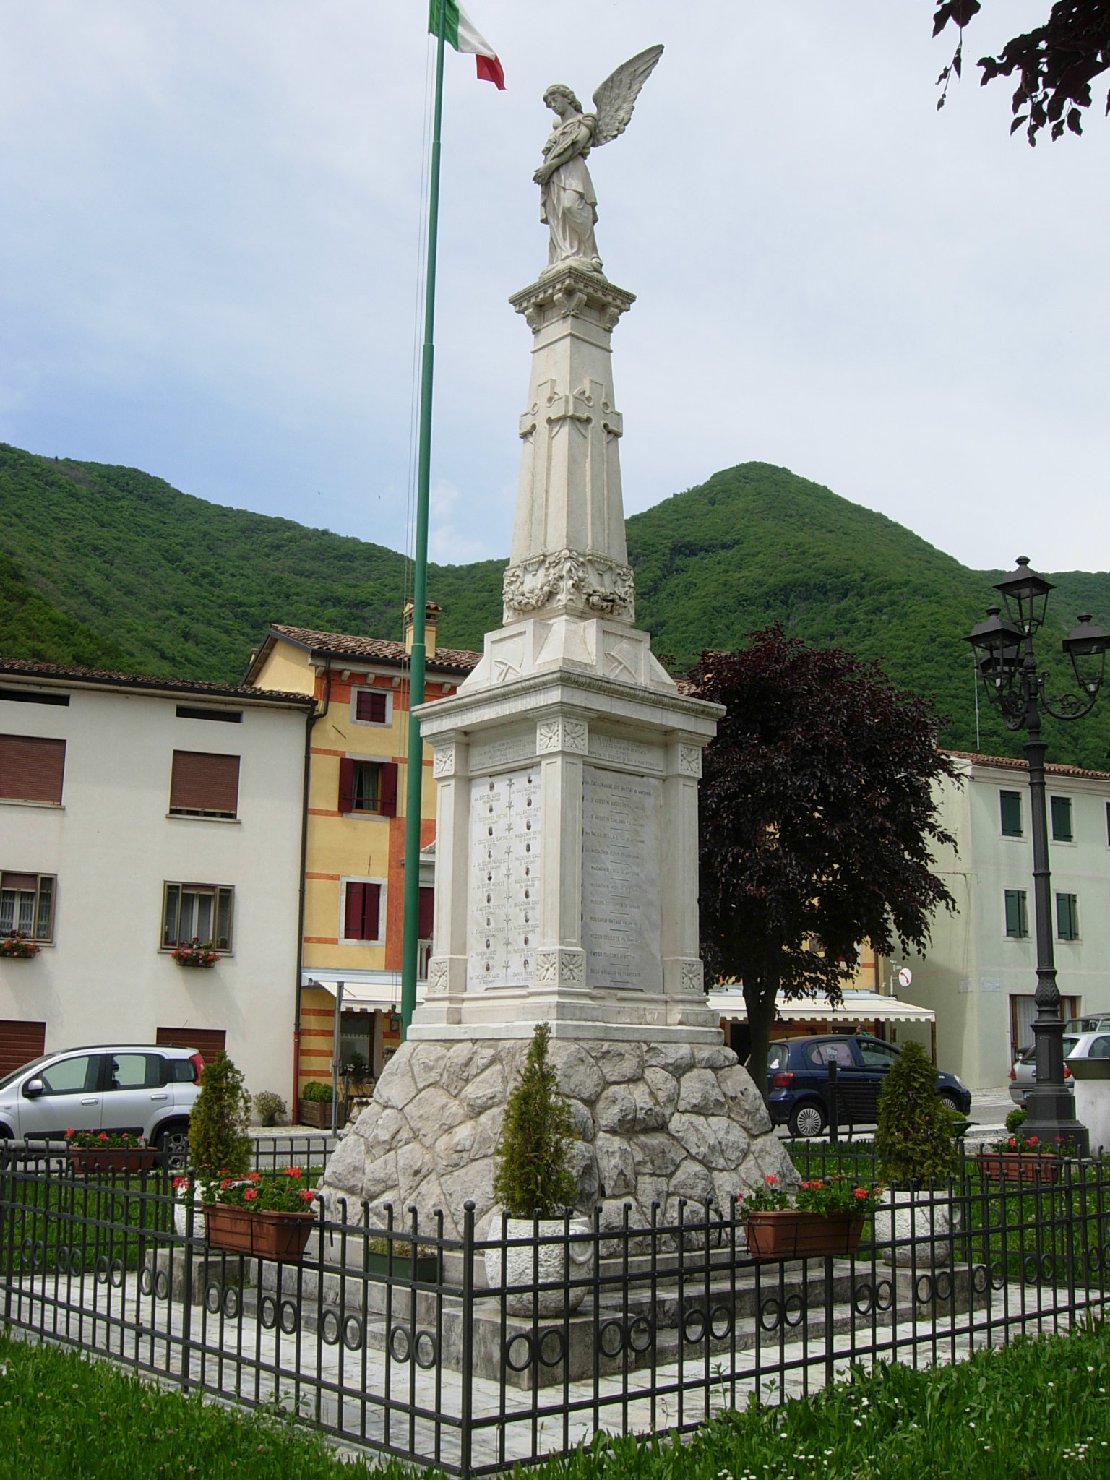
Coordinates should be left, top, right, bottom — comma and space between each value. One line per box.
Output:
205, 1282, 223, 1313
709, 1305, 733, 1340
934, 1270, 954, 1302
321, 1310, 341, 1347
110, 1258, 125, 1289
505, 1333, 533, 1373
139, 1265, 153, 1296
1088, 1247, 1103, 1277
222, 1287, 239, 1319
154, 1268, 170, 1301
971, 1264, 990, 1295
599, 1318, 627, 1357
759, 1297, 783, 1333
1101, 1241, 1110, 1270
389, 1325, 411, 1363
853, 1283, 874, 1316
343, 1314, 364, 1351
538, 1328, 566, 1367
783, 1294, 805, 1329
628, 1315, 654, 1353
414, 1330, 437, 1369
990, 1261, 1006, 1291
259, 1295, 278, 1329
875, 1279, 893, 1311
70, 1250, 85, 1278
280, 1300, 299, 1335
95, 1255, 110, 1284
681, 1309, 706, 1345
915, 1274, 934, 1305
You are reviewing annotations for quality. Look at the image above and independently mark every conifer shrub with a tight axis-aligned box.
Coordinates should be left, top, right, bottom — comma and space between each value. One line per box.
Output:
492, 1022, 578, 1218
187, 1051, 251, 1176
874, 1040, 958, 1187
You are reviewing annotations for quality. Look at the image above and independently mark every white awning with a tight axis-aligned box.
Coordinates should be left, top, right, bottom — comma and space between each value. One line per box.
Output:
301, 970, 427, 1013
706, 989, 935, 1025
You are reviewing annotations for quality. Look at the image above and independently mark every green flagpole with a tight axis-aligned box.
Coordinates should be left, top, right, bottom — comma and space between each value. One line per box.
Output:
401, 1, 447, 1038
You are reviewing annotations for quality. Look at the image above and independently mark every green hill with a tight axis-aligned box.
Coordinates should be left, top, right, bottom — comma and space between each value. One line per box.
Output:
3, 443, 1107, 767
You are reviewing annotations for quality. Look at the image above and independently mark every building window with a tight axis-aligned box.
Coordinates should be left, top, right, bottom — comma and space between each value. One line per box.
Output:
342, 880, 383, 942
162, 883, 233, 952
0, 872, 55, 941
169, 751, 240, 818
0, 734, 65, 805
1004, 889, 1029, 939
1050, 795, 1073, 843
1056, 892, 1080, 941
351, 687, 391, 726
999, 790, 1023, 837
338, 758, 398, 817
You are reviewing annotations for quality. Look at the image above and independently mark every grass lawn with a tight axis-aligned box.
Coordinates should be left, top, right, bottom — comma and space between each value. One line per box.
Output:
2, 1320, 1110, 1478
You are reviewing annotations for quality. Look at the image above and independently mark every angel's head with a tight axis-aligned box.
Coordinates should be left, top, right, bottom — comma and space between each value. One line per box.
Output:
543, 84, 582, 116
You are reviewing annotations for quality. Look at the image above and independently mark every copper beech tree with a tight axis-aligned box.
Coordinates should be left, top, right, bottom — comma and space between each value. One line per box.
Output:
933, 1, 1110, 143
688, 628, 958, 1100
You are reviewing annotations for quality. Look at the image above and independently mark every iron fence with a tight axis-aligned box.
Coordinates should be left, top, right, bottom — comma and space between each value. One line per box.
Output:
2, 1148, 1108, 1475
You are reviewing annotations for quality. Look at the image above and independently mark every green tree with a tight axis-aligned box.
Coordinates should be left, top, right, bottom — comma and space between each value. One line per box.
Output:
492, 1023, 578, 1218
933, 1, 1110, 143
689, 627, 958, 1098
187, 1052, 251, 1177
875, 1040, 959, 1186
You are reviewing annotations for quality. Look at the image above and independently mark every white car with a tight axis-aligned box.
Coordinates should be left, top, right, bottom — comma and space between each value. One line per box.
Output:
0, 1043, 204, 1167
1009, 1037, 1078, 1106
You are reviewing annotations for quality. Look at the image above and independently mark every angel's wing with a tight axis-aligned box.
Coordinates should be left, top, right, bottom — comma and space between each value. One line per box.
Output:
590, 44, 664, 149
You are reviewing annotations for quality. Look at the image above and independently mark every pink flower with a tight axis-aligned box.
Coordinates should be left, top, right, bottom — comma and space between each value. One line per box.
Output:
299, 1189, 315, 1203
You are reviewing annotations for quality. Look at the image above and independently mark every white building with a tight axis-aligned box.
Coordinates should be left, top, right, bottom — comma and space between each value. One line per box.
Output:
0, 658, 313, 1097
903, 750, 1110, 1090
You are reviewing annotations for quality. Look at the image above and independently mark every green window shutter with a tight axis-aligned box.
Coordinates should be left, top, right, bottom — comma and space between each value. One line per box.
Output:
1000, 790, 1023, 837
1050, 796, 1073, 842
1004, 890, 1028, 939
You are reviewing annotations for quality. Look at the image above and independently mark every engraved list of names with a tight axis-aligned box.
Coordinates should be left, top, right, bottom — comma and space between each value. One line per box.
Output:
582, 766, 662, 991
467, 768, 541, 990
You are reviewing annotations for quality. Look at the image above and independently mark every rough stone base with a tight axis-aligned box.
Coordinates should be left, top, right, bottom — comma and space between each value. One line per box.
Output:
319, 1035, 796, 1239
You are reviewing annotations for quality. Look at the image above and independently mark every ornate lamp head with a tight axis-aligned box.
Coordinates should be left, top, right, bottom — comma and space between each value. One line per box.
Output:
993, 556, 1054, 635
1063, 614, 1110, 696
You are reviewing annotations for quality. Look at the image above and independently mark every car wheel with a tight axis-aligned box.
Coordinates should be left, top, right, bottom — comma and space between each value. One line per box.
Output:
156, 1123, 190, 1172
788, 1102, 827, 1138
938, 1092, 962, 1113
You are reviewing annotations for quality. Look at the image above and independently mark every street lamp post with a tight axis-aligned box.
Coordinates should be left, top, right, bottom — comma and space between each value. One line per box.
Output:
967, 557, 1110, 1156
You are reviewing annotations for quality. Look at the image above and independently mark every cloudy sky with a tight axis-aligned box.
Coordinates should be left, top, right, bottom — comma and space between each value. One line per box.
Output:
2, 1, 1107, 575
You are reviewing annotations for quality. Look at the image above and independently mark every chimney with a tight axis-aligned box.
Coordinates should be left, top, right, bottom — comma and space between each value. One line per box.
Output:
403, 601, 441, 659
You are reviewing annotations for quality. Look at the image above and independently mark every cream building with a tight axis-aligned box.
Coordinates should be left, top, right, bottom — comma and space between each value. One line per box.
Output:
0, 658, 312, 1099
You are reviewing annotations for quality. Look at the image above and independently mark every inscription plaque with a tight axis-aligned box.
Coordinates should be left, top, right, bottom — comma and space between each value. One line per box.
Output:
467, 768, 541, 989
581, 765, 662, 991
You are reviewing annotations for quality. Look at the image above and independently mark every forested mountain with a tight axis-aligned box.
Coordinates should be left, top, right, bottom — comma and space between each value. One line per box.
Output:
2, 442, 1108, 768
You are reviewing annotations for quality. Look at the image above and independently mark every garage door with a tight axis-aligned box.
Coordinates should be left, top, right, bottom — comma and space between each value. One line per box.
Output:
156, 1025, 226, 1066
0, 1019, 47, 1076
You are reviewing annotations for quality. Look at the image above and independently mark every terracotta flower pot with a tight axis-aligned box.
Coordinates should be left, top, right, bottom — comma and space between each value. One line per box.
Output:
204, 1203, 316, 1261
976, 1151, 1063, 1185
67, 1146, 159, 1175
744, 1210, 864, 1260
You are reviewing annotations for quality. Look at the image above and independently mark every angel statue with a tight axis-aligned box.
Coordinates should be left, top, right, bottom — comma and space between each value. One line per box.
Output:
534, 45, 663, 275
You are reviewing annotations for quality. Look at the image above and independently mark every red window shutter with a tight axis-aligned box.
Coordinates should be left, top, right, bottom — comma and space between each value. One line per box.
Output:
0, 735, 65, 804
379, 762, 398, 817
170, 751, 240, 815
338, 757, 355, 813
355, 689, 387, 723
418, 886, 434, 939
344, 882, 380, 940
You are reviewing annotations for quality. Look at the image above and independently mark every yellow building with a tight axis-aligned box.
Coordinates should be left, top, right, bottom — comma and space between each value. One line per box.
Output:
245, 610, 478, 1106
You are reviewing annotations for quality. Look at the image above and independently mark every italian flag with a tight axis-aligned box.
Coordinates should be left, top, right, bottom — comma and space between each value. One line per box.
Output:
429, 1, 505, 90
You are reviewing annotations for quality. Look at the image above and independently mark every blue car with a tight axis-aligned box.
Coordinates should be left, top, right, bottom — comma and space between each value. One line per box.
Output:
766, 1034, 972, 1137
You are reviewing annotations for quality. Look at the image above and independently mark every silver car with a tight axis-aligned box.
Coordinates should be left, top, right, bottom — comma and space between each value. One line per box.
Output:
0, 1043, 203, 1167
1009, 1036, 1079, 1106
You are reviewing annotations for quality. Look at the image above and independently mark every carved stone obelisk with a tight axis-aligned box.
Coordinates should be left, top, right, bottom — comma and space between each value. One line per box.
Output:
319, 59, 794, 1237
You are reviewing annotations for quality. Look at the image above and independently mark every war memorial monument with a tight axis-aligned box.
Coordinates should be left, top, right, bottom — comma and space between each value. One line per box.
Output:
320, 48, 793, 1237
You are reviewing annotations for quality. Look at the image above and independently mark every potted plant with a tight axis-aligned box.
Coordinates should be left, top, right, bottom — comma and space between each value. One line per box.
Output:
485, 1022, 591, 1315
0, 930, 40, 959
65, 1128, 158, 1175
170, 937, 219, 968
297, 1080, 343, 1130
738, 1174, 882, 1259
977, 1109, 1064, 1184
873, 1040, 960, 1266
176, 1051, 249, 1238
197, 1167, 318, 1260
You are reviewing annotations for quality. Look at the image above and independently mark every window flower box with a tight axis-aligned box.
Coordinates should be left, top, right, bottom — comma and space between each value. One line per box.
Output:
744, 1209, 865, 1259
65, 1130, 158, 1174
204, 1203, 316, 1261
0, 931, 40, 959
171, 938, 219, 968
976, 1151, 1063, 1185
